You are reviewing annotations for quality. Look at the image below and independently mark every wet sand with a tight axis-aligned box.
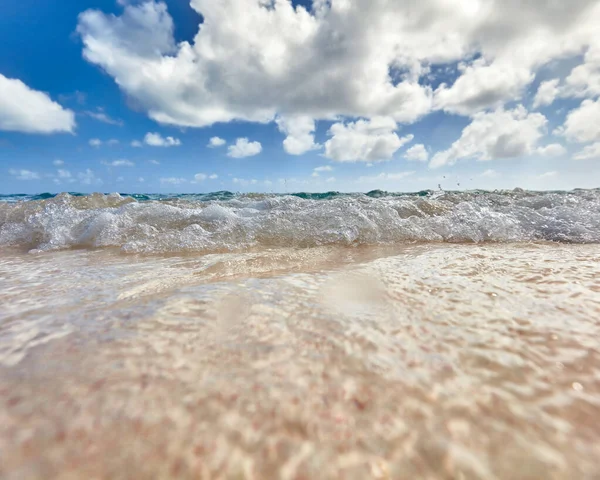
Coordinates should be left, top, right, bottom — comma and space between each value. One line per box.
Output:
1, 243, 600, 479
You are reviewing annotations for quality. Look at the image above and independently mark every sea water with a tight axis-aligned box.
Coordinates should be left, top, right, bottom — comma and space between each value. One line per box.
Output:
1, 190, 599, 478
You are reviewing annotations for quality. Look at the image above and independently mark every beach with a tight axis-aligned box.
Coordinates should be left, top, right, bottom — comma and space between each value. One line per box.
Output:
1, 191, 600, 478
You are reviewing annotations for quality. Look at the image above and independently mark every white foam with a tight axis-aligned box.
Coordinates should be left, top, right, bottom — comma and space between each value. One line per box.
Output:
1, 191, 599, 254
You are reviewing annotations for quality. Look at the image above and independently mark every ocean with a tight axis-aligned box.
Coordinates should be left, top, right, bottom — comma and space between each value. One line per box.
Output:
1, 190, 600, 478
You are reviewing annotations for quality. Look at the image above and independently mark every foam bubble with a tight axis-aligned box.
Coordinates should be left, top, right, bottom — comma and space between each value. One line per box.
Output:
1, 190, 599, 254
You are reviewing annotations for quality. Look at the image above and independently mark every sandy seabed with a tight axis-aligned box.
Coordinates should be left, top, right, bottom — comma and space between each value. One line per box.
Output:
1, 243, 600, 479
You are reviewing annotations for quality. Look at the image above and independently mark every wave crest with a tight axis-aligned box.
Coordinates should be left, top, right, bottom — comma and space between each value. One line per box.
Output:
1, 190, 599, 253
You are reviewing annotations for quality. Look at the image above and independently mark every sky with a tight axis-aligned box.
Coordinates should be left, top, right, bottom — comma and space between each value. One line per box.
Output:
1, 0, 600, 194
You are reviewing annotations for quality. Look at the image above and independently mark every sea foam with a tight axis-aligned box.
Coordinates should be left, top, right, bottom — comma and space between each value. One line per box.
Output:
1, 190, 599, 253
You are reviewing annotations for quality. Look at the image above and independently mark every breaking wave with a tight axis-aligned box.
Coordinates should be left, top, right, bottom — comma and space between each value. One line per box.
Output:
1, 190, 599, 253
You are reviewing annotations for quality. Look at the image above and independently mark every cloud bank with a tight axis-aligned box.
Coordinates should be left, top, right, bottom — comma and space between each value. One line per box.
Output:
76, 0, 600, 163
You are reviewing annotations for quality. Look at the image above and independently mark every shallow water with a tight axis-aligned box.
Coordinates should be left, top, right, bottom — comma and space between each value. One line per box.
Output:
1, 193, 600, 478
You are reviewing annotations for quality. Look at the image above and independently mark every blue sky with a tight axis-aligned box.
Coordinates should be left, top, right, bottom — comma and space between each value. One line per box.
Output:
1, 0, 600, 194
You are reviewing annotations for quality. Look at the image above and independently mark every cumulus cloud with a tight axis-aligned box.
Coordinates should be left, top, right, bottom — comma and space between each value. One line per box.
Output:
76, 0, 600, 142
53, 169, 76, 185
53, 159, 65, 166
324, 117, 413, 163
434, 61, 534, 116
131, 140, 143, 147
573, 142, 600, 160
89, 138, 102, 147
558, 98, 600, 143
0, 74, 75, 134
78, 169, 102, 185
404, 144, 429, 162
148, 159, 160, 165
528, 46, 600, 109
8, 169, 40, 180
430, 106, 547, 168
144, 132, 181, 147
227, 138, 262, 158
562, 45, 600, 99
533, 79, 561, 109
208, 136, 226, 147
276, 116, 320, 155
536, 143, 567, 157
312, 165, 333, 177
194, 173, 219, 182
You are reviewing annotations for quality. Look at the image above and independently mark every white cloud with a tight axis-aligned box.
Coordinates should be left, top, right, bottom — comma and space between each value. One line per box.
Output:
480, 169, 500, 178
208, 136, 226, 147
54, 169, 76, 185
233, 177, 258, 187
533, 79, 561, 109
358, 171, 415, 183
434, 61, 534, 116
404, 144, 429, 162
148, 159, 160, 165
107, 139, 120, 146
89, 138, 102, 147
138, 177, 145, 183
324, 117, 413, 163
538, 171, 558, 179
563, 45, 600, 99
530, 47, 600, 107
131, 140, 143, 147
276, 116, 320, 155
76, 1, 434, 127
76, 0, 600, 133
144, 132, 181, 147
430, 106, 547, 168
536, 143, 567, 157
78, 169, 102, 185
573, 142, 600, 160
325, 177, 336, 183
85, 110, 123, 126
103, 159, 135, 167
53, 159, 65, 166
160, 177, 187, 185
227, 138, 262, 158
558, 98, 600, 143
117, 176, 125, 182
9, 169, 40, 180
312, 165, 333, 177
0, 74, 75, 134
191, 173, 218, 184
